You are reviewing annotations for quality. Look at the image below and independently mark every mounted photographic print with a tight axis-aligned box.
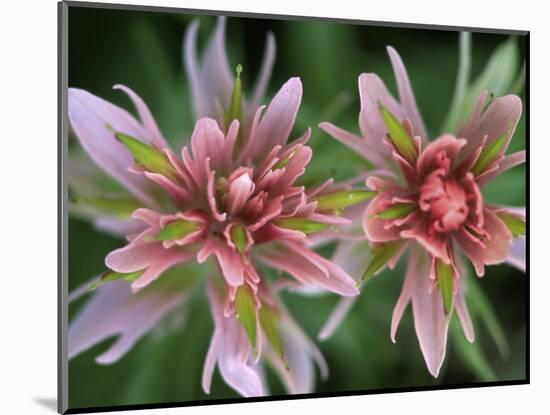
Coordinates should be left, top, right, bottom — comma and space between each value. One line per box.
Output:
58, 1, 528, 413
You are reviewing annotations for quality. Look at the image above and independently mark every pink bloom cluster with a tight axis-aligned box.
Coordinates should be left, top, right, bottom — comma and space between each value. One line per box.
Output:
68, 17, 358, 397
320, 47, 525, 376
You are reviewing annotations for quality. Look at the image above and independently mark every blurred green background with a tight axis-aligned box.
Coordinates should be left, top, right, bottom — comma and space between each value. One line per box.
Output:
67, 5, 526, 410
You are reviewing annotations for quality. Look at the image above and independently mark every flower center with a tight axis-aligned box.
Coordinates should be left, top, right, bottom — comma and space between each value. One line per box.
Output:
419, 171, 469, 233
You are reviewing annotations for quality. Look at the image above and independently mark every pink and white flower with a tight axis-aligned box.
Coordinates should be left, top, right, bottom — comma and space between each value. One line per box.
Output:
319, 46, 526, 377
68, 65, 359, 395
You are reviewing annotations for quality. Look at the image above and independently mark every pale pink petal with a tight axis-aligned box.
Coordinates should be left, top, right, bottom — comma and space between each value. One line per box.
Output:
417, 134, 466, 178
269, 311, 328, 394
185, 17, 233, 120
246, 77, 303, 162
390, 250, 417, 342
358, 73, 405, 160
454, 208, 512, 276
201, 17, 234, 114
144, 172, 191, 207
113, 84, 169, 149
105, 242, 192, 290
68, 88, 157, 205
476, 150, 525, 187
319, 239, 371, 340
386, 46, 428, 140
249, 32, 276, 108
204, 284, 264, 397
410, 252, 449, 377
69, 281, 186, 364
197, 238, 244, 286
183, 20, 206, 119
319, 296, 357, 341
362, 193, 403, 243
257, 242, 358, 296
93, 216, 146, 237
455, 278, 475, 342
201, 329, 222, 394
460, 94, 523, 158
507, 236, 526, 272
318, 122, 384, 166
227, 171, 255, 215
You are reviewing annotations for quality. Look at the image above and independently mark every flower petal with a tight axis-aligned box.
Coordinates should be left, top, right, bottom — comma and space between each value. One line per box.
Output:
246, 77, 303, 162
390, 249, 416, 342
507, 236, 526, 272
454, 208, 513, 276
69, 281, 186, 364
68, 88, 157, 205
386, 46, 428, 140
460, 94, 522, 159
113, 84, 169, 149
249, 32, 276, 109
410, 252, 449, 377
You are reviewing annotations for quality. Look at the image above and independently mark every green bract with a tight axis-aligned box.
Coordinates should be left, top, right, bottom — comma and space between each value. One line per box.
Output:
156, 220, 200, 241
314, 190, 376, 211
375, 203, 416, 219
116, 132, 179, 182
360, 240, 405, 285
235, 284, 257, 348
379, 104, 418, 164
435, 259, 454, 314
274, 217, 327, 234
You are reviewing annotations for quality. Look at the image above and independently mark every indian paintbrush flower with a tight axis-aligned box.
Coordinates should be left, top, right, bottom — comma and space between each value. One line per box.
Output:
319, 45, 526, 377
68, 23, 363, 395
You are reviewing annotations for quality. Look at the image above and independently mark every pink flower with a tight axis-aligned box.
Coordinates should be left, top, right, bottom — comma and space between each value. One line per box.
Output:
184, 16, 275, 134
68, 73, 360, 396
319, 46, 525, 377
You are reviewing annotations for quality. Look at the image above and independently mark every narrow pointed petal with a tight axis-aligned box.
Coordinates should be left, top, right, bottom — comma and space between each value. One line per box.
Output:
455, 278, 475, 342
205, 284, 264, 397
250, 32, 276, 108
476, 150, 525, 187
391, 250, 417, 342
460, 94, 522, 158
197, 238, 245, 286
202, 329, 221, 394
358, 73, 405, 160
69, 281, 186, 364
387, 46, 428, 140
319, 296, 357, 341
246, 78, 303, 161
113, 84, 169, 149
454, 208, 513, 276
411, 252, 449, 377
257, 241, 358, 296
507, 236, 526, 272
201, 17, 234, 113
68, 88, 157, 205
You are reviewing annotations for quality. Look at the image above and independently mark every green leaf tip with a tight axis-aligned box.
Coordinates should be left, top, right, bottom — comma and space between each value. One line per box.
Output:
360, 240, 404, 285
75, 195, 141, 218
89, 270, 143, 290
156, 219, 200, 241
230, 224, 248, 256
116, 132, 178, 181
235, 284, 257, 348
314, 190, 376, 211
497, 211, 525, 237
274, 217, 327, 234
435, 258, 454, 314
471, 132, 507, 176
259, 306, 286, 368
273, 150, 296, 170
225, 64, 243, 125
375, 203, 416, 219
379, 103, 418, 164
